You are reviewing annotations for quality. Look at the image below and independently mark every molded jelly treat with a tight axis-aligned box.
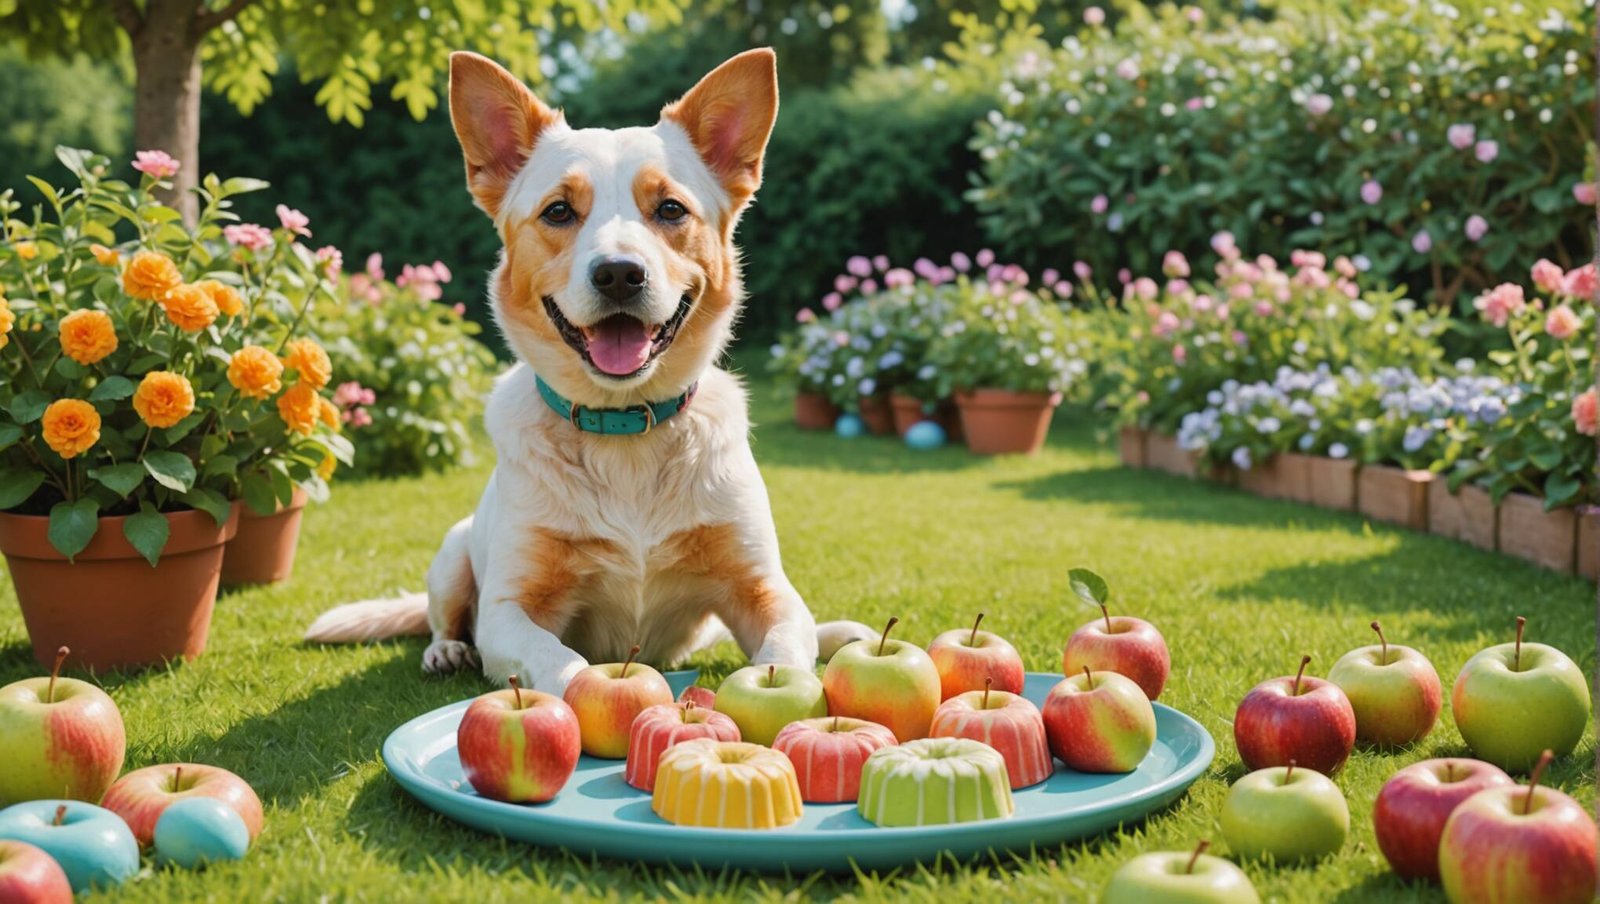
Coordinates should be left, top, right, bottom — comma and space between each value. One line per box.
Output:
651, 740, 804, 829
153, 798, 251, 869
929, 688, 1054, 789
772, 717, 898, 803
624, 702, 740, 792
857, 738, 1015, 827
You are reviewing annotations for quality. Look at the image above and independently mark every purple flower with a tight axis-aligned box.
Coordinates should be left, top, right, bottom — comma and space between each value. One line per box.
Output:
1360, 180, 1383, 205
1464, 215, 1489, 242
1474, 140, 1498, 163
1090, 194, 1109, 214
1073, 261, 1092, 281
872, 255, 889, 272
976, 249, 996, 268
822, 292, 843, 311
1412, 229, 1433, 254
846, 256, 872, 278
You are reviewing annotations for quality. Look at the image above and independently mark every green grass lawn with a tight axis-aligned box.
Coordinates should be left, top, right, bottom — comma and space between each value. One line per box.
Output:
1, 361, 1594, 903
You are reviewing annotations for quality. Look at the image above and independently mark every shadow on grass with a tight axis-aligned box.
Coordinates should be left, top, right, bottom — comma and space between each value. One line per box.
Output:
994, 464, 1338, 529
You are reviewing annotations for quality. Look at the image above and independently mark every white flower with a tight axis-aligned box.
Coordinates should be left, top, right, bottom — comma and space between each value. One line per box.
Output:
1329, 442, 1349, 459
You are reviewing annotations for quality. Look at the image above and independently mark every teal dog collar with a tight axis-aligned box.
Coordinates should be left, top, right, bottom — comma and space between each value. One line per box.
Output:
536, 375, 696, 436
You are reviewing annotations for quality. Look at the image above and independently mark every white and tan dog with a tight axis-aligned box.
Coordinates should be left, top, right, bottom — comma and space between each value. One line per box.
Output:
305, 49, 869, 693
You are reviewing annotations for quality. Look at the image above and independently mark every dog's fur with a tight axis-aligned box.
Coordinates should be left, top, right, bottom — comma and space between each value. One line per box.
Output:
304, 49, 843, 693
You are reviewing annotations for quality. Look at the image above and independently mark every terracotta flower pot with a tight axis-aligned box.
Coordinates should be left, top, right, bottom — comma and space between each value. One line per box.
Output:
1498, 493, 1576, 573
1143, 433, 1200, 478
1117, 427, 1148, 469
1426, 481, 1498, 553
857, 394, 895, 436
936, 400, 964, 443
889, 393, 929, 437
1357, 465, 1432, 531
0, 507, 239, 671
954, 389, 1062, 455
1577, 507, 1599, 581
793, 392, 839, 430
221, 489, 308, 586
1306, 456, 1358, 511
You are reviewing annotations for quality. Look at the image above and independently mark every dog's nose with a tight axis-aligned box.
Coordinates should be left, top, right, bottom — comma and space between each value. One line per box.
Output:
589, 256, 647, 303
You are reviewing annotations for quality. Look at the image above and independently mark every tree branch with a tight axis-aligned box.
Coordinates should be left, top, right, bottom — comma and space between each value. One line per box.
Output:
194, 0, 260, 34
111, 0, 144, 36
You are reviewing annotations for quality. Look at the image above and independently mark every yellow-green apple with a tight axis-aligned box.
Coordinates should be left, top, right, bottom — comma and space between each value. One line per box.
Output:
562, 645, 674, 758
822, 617, 942, 742
459, 676, 582, 803
0, 647, 125, 806
1042, 667, 1156, 773
0, 840, 72, 904
1452, 616, 1590, 772
1233, 655, 1355, 775
773, 716, 898, 802
624, 701, 740, 792
1061, 568, 1169, 700
1102, 840, 1261, 904
1327, 620, 1441, 747
926, 613, 1025, 700
1440, 750, 1598, 904
714, 664, 827, 746
1373, 758, 1513, 881
0, 802, 138, 893
930, 678, 1053, 788
100, 762, 264, 849
1220, 762, 1348, 862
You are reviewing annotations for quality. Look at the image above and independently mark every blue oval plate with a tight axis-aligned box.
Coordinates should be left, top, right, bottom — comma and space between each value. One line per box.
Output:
383, 671, 1215, 872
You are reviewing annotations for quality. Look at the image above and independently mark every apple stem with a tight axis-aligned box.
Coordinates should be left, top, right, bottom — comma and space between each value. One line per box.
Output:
1293, 655, 1312, 695
1524, 749, 1554, 814
682, 700, 695, 721
1514, 616, 1526, 671
1370, 620, 1386, 663
172, 765, 183, 793
1445, 761, 1455, 782
1099, 603, 1112, 634
1285, 759, 1295, 782
1082, 665, 1094, 690
832, 716, 839, 733
970, 612, 984, 646
1186, 839, 1210, 874
767, 664, 776, 687
983, 676, 993, 709
878, 617, 899, 657
621, 644, 641, 679
47, 646, 68, 704
52, 805, 67, 827
507, 674, 524, 710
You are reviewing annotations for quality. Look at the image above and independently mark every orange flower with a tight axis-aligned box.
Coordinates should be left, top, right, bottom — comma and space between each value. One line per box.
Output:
283, 338, 332, 389
0, 297, 13, 350
160, 283, 219, 332
14, 242, 38, 261
132, 371, 195, 429
318, 397, 341, 430
90, 244, 120, 266
316, 450, 337, 480
58, 310, 118, 365
196, 279, 243, 317
227, 346, 283, 400
276, 382, 320, 435
41, 399, 100, 459
122, 250, 182, 301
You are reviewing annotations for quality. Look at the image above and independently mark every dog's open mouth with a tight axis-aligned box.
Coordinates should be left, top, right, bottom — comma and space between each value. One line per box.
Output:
542, 295, 694, 379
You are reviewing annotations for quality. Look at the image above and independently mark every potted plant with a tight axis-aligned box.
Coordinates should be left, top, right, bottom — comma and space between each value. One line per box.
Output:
767, 312, 842, 430
0, 148, 349, 668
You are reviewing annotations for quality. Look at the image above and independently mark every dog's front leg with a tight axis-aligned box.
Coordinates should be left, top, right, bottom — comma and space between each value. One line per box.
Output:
718, 567, 818, 671
474, 598, 588, 694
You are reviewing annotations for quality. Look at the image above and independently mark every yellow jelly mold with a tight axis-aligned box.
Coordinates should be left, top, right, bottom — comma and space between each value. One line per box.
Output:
651, 739, 804, 829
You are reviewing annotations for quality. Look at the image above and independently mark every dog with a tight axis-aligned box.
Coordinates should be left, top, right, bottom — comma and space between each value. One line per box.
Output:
305, 49, 874, 693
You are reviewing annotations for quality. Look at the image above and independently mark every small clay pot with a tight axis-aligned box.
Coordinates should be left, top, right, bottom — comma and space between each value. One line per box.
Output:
221, 489, 308, 586
954, 389, 1062, 455
857, 394, 895, 436
889, 393, 928, 437
793, 392, 839, 431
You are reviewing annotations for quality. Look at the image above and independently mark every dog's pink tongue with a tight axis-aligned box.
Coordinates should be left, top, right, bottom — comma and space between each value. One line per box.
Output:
586, 316, 652, 376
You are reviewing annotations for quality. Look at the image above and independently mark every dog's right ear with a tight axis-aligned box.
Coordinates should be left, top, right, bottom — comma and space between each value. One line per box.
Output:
448, 52, 560, 218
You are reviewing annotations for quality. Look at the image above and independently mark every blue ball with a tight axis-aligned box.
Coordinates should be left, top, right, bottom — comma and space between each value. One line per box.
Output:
834, 413, 866, 438
154, 798, 250, 869
904, 420, 947, 450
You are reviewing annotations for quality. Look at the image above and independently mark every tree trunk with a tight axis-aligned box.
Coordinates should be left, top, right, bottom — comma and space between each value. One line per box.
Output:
130, 1, 203, 223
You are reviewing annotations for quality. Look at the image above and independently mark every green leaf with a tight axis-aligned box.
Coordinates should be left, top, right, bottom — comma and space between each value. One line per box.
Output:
240, 473, 276, 516
1067, 567, 1110, 609
8, 390, 50, 424
1529, 448, 1564, 472
48, 498, 100, 561
201, 454, 238, 478
182, 487, 233, 527
123, 503, 170, 567
0, 470, 45, 509
89, 377, 136, 401
161, 413, 206, 443
87, 462, 145, 497
1543, 473, 1581, 509
0, 423, 22, 452
142, 450, 196, 492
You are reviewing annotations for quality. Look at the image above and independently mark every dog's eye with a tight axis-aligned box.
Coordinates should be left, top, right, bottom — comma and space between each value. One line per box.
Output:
541, 202, 575, 225
656, 199, 688, 222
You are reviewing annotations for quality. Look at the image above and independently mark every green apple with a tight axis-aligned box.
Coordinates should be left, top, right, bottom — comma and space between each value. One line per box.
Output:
0, 647, 126, 806
823, 617, 942, 742
1452, 616, 1590, 772
713, 664, 826, 746
1326, 620, 1442, 746
1103, 841, 1261, 904
1220, 763, 1348, 862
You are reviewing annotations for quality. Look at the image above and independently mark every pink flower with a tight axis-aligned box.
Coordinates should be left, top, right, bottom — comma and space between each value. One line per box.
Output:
314, 245, 343, 279
1171, 345, 1187, 364
1573, 389, 1599, 437
1532, 259, 1566, 294
397, 262, 444, 301
821, 293, 843, 311
872, 255, 889, 272
1090, 194, 1109, 214
833, 331, 850, 347
1546, 304, 1580, 340
1167, 278, 1191, 295
1447, 123, 1476, 150
452, 303, 467, 316
1041, 268, 1060, 286
1411, 230, 1433, 254
846, 256, 872, 278
1152, 311, 1180, 338
1360, 180, 1383, 205
431, 260, 452, 283
1473, 140, 1499, 164
275, 204, 312, 237
884, 268, 915, 289
1290, 250, 1326, 270
1473, 283, 1526, 327
344, 407, 373, 429
222, 223, 273, 252
796, 308, 816, 323
1253, 300, 1274, 317
1563, 264, 1598, 300
976, 249, 996, 268
1132, 277, 1158, 301
1464, 215, 1489, 243
914, 258, 938, 278
1117, 268, 1131, 285
1184, 97, 1204, 111
950, 252, 972, 273
333, 381, 377, 407
1573, 182, 1598, 206
1053, 281, 1073, 298
1073, 261, 1092, 281
1185, 6, 1203, 23
834, 275, 858, 294
1084, 6, 1105, 25
860, 279, 878, 295
1305, 93, 1333, 116
1232, 330, 1248, 346
366, 253, 384, 281
1334, 256, 1357, 278
1192, 294, 1214, 313
1162, 251, 1190, 278
1115, 58, 1140, 80
132, 150, 180, 179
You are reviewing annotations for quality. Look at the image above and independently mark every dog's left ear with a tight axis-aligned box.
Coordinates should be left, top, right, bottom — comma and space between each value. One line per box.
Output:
662, 48, 779, 210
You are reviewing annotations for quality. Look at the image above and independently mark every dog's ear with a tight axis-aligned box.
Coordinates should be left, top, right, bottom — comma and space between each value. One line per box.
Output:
449, 51, 560, 218
661, 48, 779, 210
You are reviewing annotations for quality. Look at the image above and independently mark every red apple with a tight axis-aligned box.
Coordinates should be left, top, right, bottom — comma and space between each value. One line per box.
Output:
624, 702, 740, 792
1373, 758, 1513, 881
822, 617, 943, 742
1233, 655, 1356, 775
458, 676, 581, 803
0, 840, 71, 904
929, 679, 1054, 788
772, 716, 898, 803
1043, 668, 1157, 773
100, 762, 265, 849
1326, 620, 1442, 747
562, 645, 674, 758
927, 613, 1025, 700
0, 646, 126, 806
1440, 751, 1598, 904
677, 686, 716, 710
1061, 607, 1169, 701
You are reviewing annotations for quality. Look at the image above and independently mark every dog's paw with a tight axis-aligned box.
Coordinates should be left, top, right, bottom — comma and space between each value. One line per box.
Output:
422, 639, 479, 675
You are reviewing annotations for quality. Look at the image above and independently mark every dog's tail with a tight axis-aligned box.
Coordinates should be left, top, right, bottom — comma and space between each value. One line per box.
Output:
304, 593, 430, 644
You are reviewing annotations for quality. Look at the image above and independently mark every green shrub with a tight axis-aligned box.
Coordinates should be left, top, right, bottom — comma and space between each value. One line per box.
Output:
0, 46, 128, 196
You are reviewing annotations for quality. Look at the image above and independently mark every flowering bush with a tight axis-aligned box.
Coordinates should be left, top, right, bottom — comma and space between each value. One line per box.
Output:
311, 253, 497, 478
0, 148, 349, 562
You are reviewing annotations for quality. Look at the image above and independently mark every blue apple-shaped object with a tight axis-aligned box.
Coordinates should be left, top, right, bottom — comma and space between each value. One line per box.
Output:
834, 414, 865, 438
904, 421, 947, 450
154, 798, 251, 869
0, 800, 138, 892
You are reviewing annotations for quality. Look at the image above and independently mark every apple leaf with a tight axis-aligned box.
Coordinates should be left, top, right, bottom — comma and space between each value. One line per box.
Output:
48, 498, 100, 561
123, 503, 170, 567
1068, 567, 1110, 608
